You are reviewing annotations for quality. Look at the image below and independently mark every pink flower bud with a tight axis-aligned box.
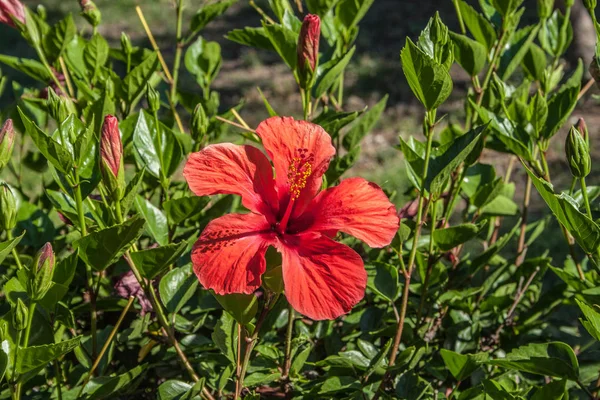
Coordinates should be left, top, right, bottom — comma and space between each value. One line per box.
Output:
36, 242, 54, 274
0, 119, 15, 171
577, 117, 589, 141
297, 14, 320, 73
0, 0, 25, 28
100, 115, 122, 178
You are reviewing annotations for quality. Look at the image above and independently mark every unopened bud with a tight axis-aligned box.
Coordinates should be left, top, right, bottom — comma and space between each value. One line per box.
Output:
584, 0, 597, 12
565, 0, 574, 7
120, 32, 132, 55
0, 119, 15, 171
537, 0, 554, 19
566, 126, 591, 178
0, 183, 17, 231
12, 298, 28, 331
36, 4, 46, 20
297, 14, 320, 88
192, 103, 208, 142
79, 0, 101, 27
0, 0, 25, 28
146, 84, 160, 113
431, 12, 449, 45
47, 87, 75, 123
577, 118, 589, 143
100, 115, 125, 199
29, 242, 54, 300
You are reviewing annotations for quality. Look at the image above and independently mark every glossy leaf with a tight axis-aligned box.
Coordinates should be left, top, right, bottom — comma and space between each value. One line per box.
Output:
130, 242, 188, 280
134, 196, 169, 246
214, 293, 258, 325
17, 336, 81, 374
159, 265, 199, 314
433, 224, 479, 251
449, 31, 487, 76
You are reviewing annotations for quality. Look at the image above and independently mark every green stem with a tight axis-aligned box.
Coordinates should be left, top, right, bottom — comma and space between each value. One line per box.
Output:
22, 302, 36, 347
417, 195, 437, 322
282, 305, 294, 378
581, 178, 593, 219
540, 150, 551, 181
170, 0, 184, 105
6, 230, 23, 270
452, 0, 466, 34
76, 296, 135, 399
53, 360, 63, 400
34, 45, 67, 96
374, 111, 437, 400
11, 330, 21, 400
337, 73, 344, 107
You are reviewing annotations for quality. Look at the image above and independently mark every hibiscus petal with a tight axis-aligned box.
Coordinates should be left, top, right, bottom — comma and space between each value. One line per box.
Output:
192, 213, 275, 295
255, 117, 335, 217
184, 144, 279, 220
278, 232, 366, 320
293, 177, 399, 248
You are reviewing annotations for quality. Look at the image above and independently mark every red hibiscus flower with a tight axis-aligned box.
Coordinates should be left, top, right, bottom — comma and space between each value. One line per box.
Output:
183, 117, 399, 320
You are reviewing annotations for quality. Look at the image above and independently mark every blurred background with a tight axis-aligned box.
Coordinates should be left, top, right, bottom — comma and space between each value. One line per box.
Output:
0, 0, 598, 263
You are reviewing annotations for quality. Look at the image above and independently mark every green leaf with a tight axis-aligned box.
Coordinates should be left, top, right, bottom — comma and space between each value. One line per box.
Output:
542, 60, 582, 140
43, 14, 76, 60
212, 311, 237, 363
225, 27, 275, 51
0, 232, 24, 265
0, 342, 7, 383
0, 55, 51, 82
539, 9, 573, 57
335, 0, 374, 28
185, 37, 222, 88
84, 34, 109, 83
440, 349, 488, 381
449, 32, 487, 76
472, 178, 504, 208
134, 196, 169, 246
290, 345, 312, 377
163, 196, 210, 225
426, 125, 486, 195
498, 25, 539, 80
262, 22, 298, 70
342, 95, 387, 150
132, 111, 184, 179
190, 0, 238, 36
130, 242, 188, 280
74, 217, 146, 272
159, 265, 199, 314
488, 342, 579, 380
531, 379, 567, 400
82, 364, 146, 400
122, 53, 160, 104
457, 0, 497, 51
433, 224, 479, 251
17, 336, 81, 374
524, 164, 600, 254
213, 293, 258, 325
521, 43, 547, 82
576, 299, 600, 341
401, 37, 453, 111
367, 262, 399, 302
121, 168, 145, 217
244, 372, 281, 387
19, 108, 73, 174
313, 46, 356, 98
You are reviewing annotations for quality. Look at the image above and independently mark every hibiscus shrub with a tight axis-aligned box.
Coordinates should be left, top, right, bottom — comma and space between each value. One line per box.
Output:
0, 0, 600, 398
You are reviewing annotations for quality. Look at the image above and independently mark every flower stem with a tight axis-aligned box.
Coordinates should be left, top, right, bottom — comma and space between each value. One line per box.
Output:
76, 296, 135, 399
516, 172, 532, 266
6, 230, 23, 270
170, 0, 184, 106
581, 178, 593, 219
282, 305, 294, 379
53, 360, 63, 400
417, 194, 437, 322
235, 323, 243, 400
22, 301, 36, 347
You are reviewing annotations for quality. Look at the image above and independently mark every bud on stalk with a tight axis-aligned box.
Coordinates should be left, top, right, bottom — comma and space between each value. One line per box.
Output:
12, 298, 28, 331
577, 118, 589, 144
79, 0, 101, 27
146, 84, 160, 113
565, 126, 591, 178
537, 0, 554, 19
192, 103, 208, 142
121, 32, 133, 55
47, 87, 76, 123
584, 0, 597, 12
0, 0, 25, 28
100, 115, 125, 200
0, 119, 15, 171
296, 14, 320, 89
28, 242, 55, 300
0, 183, 17, 231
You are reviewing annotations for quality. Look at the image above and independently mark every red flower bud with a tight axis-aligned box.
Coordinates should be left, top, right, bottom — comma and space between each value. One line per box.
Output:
297, 14, 320, 73
100, 115, 122, 178
36, 242, 55, 274
0, 0, 25, 27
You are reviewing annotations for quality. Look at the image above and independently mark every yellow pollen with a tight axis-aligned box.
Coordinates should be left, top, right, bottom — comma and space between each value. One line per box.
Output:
288, 156, 312, 200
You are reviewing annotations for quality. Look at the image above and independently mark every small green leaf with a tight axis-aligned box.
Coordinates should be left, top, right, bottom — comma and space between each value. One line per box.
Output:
488, 342, 579, 380
213, 293, 258, 325
440, 349, 488, 381
449, 31, 487, 76
457, 0, 497, 51
82, 364, 146, 400
498, 25, 539, 80
74, 217, 146, 272
521, 43, 547, 82
84, 34, 109, 82
313, 46, 356, 98
542, 60, 582, 140
190, 0, 238, 36
262, 22, 298, 70
17, 336, 81, 374
159, 265, 199, 314
401, 37, 453, 111
531, 379, 567, 400
433, 224, 479, 251
185, 37, 222, 88
163, 196, 210, 225
134, 196, 169, 246
122, 53, 160, 104
226, 27, 274, 51
130, 242, 188, 280
367, 261, 399, 302
342, 95, 387, 150
212, 311, 237, 363
43, 14, 77, 60
0, 232, 24, 266
576, 299, 600, 341
0, 55, 51, 82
